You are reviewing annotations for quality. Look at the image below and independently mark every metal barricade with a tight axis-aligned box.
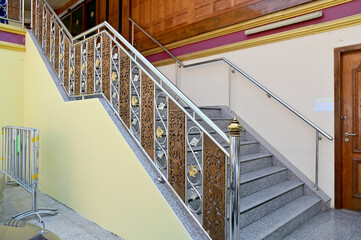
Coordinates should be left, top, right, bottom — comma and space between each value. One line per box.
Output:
1, 126, 58, 220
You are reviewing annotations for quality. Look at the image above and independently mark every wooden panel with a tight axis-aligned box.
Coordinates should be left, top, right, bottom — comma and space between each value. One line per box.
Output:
101, 33, 111, 101
86, 37, 95, 94
131, 0, 314, 51
168, 100, 186, 201
203, 134, 226, 240
118, 54, 130, 128
54, 24, 60, 75
338, 45, 361, 211
38, 1, 43, 46
63, 38, 70, 93
141, 74, 155, 159
46, 12, 51, 59
353, 62, 361, 152
74, 44, 81, 96
353, 159, 361, 198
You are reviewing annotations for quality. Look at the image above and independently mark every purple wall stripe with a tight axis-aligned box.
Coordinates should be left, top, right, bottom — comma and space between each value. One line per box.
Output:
0, 30, 25, 45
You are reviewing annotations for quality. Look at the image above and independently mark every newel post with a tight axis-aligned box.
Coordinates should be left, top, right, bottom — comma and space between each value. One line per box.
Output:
228, 118, 242, 240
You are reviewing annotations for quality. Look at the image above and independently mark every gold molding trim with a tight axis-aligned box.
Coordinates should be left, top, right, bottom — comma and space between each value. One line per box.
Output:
153, 13, 361, 67
0, 24, 26, 35
143, 0, 353, 57
0, 40, 25, 52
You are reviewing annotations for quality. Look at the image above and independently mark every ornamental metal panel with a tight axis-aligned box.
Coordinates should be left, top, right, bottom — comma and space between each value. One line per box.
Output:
74, 44, 81, 96
118, 54, 130, 128
168, 99, 186, 201
86, 37, 95, 94
101, 32, 111, 101
202, 134, 226, 240
141, 73, 154, 160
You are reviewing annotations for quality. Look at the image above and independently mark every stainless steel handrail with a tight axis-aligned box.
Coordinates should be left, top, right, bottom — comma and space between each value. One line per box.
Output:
129, 18, 333, 141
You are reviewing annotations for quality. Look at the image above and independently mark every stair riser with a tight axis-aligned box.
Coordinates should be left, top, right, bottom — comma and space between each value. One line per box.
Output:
263, 201, 322, 240
241, 170, 288, 197
241, 156, 272, 173
240, 185, 304, 228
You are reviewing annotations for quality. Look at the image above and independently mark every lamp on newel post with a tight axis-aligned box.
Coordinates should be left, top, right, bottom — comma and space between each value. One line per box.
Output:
228, 118, 242, 240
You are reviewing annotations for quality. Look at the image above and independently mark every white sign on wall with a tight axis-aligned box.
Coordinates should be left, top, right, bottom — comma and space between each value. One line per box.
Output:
314, 98, 333, 112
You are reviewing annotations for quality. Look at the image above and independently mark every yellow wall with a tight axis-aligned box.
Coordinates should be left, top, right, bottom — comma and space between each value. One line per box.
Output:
0, 47, 24, 129
22, 33, 191, 240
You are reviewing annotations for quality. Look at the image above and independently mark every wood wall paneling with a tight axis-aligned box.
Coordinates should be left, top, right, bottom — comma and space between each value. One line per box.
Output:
131, 0, 315, 51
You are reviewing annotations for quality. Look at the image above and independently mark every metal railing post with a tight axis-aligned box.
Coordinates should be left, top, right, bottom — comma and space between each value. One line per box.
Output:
21, 0, 24, 28
315, 130, 320, 190
228, 118, 242, 240
131, 21, 134, 46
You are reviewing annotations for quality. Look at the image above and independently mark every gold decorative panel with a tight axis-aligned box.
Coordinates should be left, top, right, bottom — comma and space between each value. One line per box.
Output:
63, 39, 70, 93
118, 54, 130, 128
74, 44, 81, 96
168, 100, 186, 201
203, 134, 226, 240
141, 74, 155, 160
101, 33, 111, 101
54, 24, 60, 75
86, 37, 95, 94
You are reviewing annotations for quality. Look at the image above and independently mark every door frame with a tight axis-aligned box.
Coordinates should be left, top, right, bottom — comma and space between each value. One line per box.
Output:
334, 43, 361, 209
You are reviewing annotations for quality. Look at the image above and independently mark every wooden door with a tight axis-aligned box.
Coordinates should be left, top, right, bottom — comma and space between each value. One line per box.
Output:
335, 44, 361, 211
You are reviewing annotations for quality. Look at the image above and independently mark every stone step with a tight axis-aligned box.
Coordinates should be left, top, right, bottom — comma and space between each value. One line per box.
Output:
241, 166, 288, 197
240, 152, 273, 173
239, 196, 322, 240
239, 180, 304, 228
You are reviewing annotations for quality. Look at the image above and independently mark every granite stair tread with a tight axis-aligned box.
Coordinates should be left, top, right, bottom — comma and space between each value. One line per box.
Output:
240, 180, 303, 213
240, 152, 273, 162
239, 196, 321, 240
241, 166, 286, 184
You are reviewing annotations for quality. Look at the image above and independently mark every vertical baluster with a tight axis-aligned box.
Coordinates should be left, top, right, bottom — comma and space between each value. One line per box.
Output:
110, 43, 120, 109
154, 89, 168, 177
141, 74, 154, 159
185, 123, 203, 223
101, 32, 111, 100
74, 44, 81, 96
81, 41, 87, 94
54, 23, 60, 75
50, 17, 55, 66
168, 100, 186, 201
94, 35, 102, 93
130, 63, 141, 140
203, 134, 227, 240
86, 37, 95, 94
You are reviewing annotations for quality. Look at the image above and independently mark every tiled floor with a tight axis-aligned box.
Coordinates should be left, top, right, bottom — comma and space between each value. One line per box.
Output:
0, 185, 124, 240
285, 208, 361, 240
2, 184, 361, 240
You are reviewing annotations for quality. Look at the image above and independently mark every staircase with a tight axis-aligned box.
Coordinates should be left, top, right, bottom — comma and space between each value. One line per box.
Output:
28, 0, 328, 239
185, 105, 323, 239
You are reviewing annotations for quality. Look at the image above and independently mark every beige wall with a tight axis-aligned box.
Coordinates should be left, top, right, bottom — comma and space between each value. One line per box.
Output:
159, 23, 361, 207
22, 34, 191, 240
0, 48, 24, 129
